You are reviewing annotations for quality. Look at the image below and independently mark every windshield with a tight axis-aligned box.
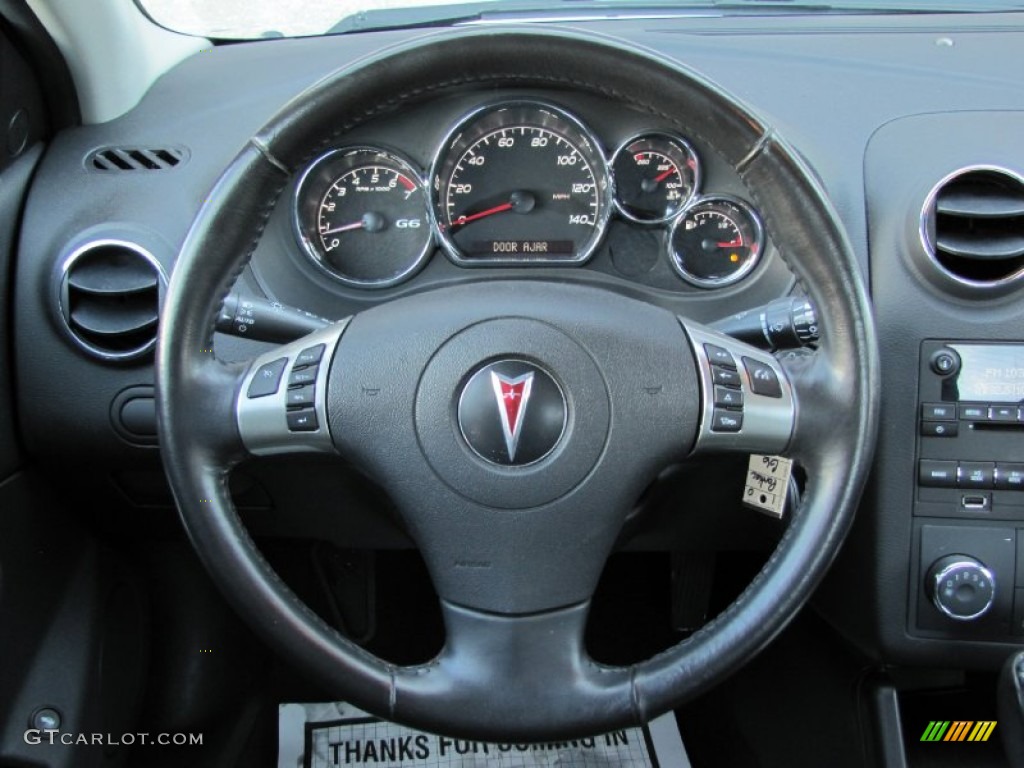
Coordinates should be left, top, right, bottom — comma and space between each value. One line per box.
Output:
138, 0, 1023, 39
139, 0, 489, 38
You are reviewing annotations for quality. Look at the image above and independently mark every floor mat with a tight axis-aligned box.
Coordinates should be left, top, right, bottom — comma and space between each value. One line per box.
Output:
278, 702, 691, 767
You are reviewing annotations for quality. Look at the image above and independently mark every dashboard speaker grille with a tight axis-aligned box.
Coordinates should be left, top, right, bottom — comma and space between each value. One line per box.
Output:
87, 146, 187, 171
58, 241, 164, 361
923, 168, 1024, 287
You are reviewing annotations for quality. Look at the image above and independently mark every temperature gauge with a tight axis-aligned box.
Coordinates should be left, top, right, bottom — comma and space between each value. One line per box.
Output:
668, 196, 764, 288
611, 133, 700, 224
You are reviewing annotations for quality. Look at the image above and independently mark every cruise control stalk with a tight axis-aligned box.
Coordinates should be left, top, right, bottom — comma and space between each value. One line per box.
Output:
216, 293, 331, 343
710, 297, 818, 351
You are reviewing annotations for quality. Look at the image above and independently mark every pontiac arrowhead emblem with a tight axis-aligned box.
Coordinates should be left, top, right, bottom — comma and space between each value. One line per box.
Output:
457, 360, 566, 467
490, 371, 534, 463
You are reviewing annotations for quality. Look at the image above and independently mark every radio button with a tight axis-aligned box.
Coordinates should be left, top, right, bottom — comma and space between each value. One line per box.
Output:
990, 405, 1017, 422
930, 349, 960, 376
921, 421, 958, 438
919, 460, 957, 488
922, 403, 957, 421
959, 462, 995, 489
959, 404, 988, 421
996, 463, 1024, 490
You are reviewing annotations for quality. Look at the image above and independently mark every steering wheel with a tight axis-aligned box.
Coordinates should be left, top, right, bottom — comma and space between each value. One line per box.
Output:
157, 28, 879, 741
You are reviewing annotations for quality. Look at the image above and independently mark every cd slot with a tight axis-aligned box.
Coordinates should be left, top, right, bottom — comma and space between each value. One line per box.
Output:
973, 422, 1024, 432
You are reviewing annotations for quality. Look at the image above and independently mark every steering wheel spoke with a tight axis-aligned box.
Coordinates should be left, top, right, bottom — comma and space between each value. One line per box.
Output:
236, 320, 349, 456
681, 319, 795, 458
393, 600, 633, 740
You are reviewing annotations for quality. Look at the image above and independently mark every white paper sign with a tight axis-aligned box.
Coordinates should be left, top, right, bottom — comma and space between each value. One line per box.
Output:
278, 702, 690, 768
744, 454, 793, 518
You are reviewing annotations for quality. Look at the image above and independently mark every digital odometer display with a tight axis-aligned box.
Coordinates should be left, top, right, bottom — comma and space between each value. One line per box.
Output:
466, 240, 575, 257
950, 344, 1024, 402
432, 102, 611, 265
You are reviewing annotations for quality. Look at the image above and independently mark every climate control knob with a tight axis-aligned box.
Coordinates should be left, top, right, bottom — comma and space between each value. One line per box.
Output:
926, 555, 996, 621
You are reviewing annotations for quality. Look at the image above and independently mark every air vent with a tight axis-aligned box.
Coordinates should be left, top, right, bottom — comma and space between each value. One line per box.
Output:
922, 167, 1024, 289
57, 240, 165, 361
86, 146, 187, 172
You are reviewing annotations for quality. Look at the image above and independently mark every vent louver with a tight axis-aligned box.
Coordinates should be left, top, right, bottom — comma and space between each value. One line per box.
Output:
87, 146, 187, 171
58, 241, 164, 361
922, 168, 1024, 288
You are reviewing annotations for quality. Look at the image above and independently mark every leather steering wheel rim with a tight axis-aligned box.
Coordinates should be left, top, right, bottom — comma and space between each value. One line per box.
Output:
157, 27, 879, 740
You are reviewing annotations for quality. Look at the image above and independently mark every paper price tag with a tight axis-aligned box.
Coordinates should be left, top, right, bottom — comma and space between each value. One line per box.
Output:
743, 454, 793, 518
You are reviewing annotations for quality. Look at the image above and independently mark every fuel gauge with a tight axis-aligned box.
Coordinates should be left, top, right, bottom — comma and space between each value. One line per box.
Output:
668, 196, 764, 288
611, 133, 700, 224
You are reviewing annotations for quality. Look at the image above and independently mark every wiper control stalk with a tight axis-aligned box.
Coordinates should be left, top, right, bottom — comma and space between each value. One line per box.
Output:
710, 296, 818, 350
217, 293, 331, 343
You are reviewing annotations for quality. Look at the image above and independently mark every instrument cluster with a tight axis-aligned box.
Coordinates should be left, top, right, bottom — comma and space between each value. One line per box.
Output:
292, 100, 764, 290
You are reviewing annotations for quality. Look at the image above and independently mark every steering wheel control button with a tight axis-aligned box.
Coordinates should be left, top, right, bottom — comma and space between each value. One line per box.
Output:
247, 357, 288, 398
711, 366, 741, 388
959, 462, 995, 489
457, 360, 566, 466
704, 344, 736, 369
288, 365, 318, 387
286, 385, 315, 408
919, 460, 958, 488
287, 409, 318, 432
237, 320, 345, 456
921, 421, 958, 437
742, 357, 782, 398
926, 555, 996, 622
711, 409, 743, 432
684, 323, 794, 455
714, 386, 743, 408
922, 403, 956, 421
295, 344, 325, 367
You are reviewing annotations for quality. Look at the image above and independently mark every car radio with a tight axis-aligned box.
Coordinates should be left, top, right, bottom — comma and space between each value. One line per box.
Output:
917, 340, 1024, 513
914, 341, 1024, 639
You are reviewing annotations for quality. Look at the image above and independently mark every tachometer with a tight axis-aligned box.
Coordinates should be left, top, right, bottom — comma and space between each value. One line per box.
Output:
431, 102, 611, 264
294, 147, 432, 288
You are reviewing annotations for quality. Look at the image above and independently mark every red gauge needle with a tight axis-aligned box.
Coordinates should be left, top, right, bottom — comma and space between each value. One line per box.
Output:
717, 239, 743, 248
321, 212, 385, 236
653, 168, 676, 183
452, 191, 536, 230
321, 220, 366, 236
453, 202, 514, 227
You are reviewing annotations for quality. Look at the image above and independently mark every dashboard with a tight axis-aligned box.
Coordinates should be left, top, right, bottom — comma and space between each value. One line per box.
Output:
11, 9, 1024, 686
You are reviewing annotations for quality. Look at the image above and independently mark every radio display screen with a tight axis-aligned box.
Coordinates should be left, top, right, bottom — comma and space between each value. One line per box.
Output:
950, 344, 1024, 403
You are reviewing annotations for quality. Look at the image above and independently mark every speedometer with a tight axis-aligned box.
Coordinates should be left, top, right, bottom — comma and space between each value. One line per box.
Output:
431, 102, 611, 265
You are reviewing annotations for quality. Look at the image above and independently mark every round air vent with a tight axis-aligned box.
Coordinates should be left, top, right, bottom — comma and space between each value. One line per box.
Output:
921, 167, 1024, 290
57, 240, 165, 361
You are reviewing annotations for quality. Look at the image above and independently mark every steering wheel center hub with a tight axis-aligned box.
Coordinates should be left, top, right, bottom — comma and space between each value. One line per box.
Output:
415, 315, 610, 509
457, 359, 567, 467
